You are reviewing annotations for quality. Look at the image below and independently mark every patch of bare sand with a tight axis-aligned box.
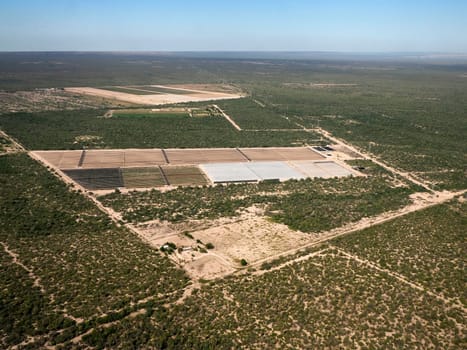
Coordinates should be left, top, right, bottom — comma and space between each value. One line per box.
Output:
133, 221, 184, 247
190, 216, 311, 265
126, 214, 313, 280
331, 144, 362, 159
184, 255, 236, 280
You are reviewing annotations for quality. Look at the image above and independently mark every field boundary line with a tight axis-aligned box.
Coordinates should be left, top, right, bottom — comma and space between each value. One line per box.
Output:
77, 149, 86, 167
161, 149, 170, 164
212, 104, 242, 131
159, 165, 170, 186
236, 148, 251, 161
331, 245, 467, 314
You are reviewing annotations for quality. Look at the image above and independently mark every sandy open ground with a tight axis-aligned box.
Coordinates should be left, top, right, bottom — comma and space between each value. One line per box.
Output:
129, 214, 313, 279
190, 216, 311, 265
65, 85, 244, 105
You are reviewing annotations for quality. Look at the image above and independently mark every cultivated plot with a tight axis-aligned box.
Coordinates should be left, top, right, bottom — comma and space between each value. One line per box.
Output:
239, 147, 324, 161
65, 84, 244, 106
63, 168, 123, 190
161, 166, 209, 186
122, 167, 167, 188
164, 148, 248, 165
122, 149, 167, 167
81, 150, 124, 168
33, 148, 356, 189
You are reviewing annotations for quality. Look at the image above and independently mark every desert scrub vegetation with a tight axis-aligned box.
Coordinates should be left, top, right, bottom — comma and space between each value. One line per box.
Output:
79, 251, 465, 349
0, 89, 120, 115
244, 64, 467, 190
0, 154, 188, 347
100, 174, 416, 232
0, 109, 320, 150
0, 135, 12, 153
307, 112, 467, 190
216, 97, 295, 129
333, 201, 467, 305
0, 248, 73, 348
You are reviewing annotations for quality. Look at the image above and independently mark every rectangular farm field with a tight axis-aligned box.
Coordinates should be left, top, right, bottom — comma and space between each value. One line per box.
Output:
164, 148, 247, 165
122, 167, 167, 188
161, 165, 209, 186
63, 168, 123, 190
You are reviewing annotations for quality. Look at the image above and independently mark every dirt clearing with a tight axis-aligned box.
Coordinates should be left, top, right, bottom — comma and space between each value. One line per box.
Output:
190, 216, 311, 266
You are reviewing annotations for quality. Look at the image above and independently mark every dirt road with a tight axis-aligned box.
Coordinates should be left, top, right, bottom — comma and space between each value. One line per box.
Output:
244, 189, 465, 272
212, 104, 242, 131
307, 125, 433, 191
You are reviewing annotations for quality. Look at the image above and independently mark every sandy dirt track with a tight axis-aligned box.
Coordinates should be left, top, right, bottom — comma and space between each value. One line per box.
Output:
65, 86, 244, 105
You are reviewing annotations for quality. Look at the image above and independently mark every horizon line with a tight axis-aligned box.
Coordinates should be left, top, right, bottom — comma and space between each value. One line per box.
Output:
1, 50, 467, 55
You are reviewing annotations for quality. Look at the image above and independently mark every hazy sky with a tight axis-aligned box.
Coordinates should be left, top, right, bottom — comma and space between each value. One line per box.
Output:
1, 0, 466, 52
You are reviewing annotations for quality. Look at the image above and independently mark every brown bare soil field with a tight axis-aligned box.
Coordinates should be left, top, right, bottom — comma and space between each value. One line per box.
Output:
164, 148, 248, 165
34, 147, 325, 169
32, 150, 81, 168
32, 151, 67, 167
122, 149, 167, 167
81, 150, 124, 168
34, 149, 168, 169
65, 86, 244, 106
239, 147, 324, 161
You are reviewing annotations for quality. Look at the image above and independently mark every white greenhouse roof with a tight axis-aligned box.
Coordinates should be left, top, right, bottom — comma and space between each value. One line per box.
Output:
200, 160, 353, 184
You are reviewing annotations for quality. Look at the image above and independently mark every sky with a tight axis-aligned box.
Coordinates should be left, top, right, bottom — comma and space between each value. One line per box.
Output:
0, 0, 466, 52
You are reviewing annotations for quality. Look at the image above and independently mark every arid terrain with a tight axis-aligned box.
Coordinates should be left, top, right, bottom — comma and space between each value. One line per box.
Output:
0, 52, 465, 349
